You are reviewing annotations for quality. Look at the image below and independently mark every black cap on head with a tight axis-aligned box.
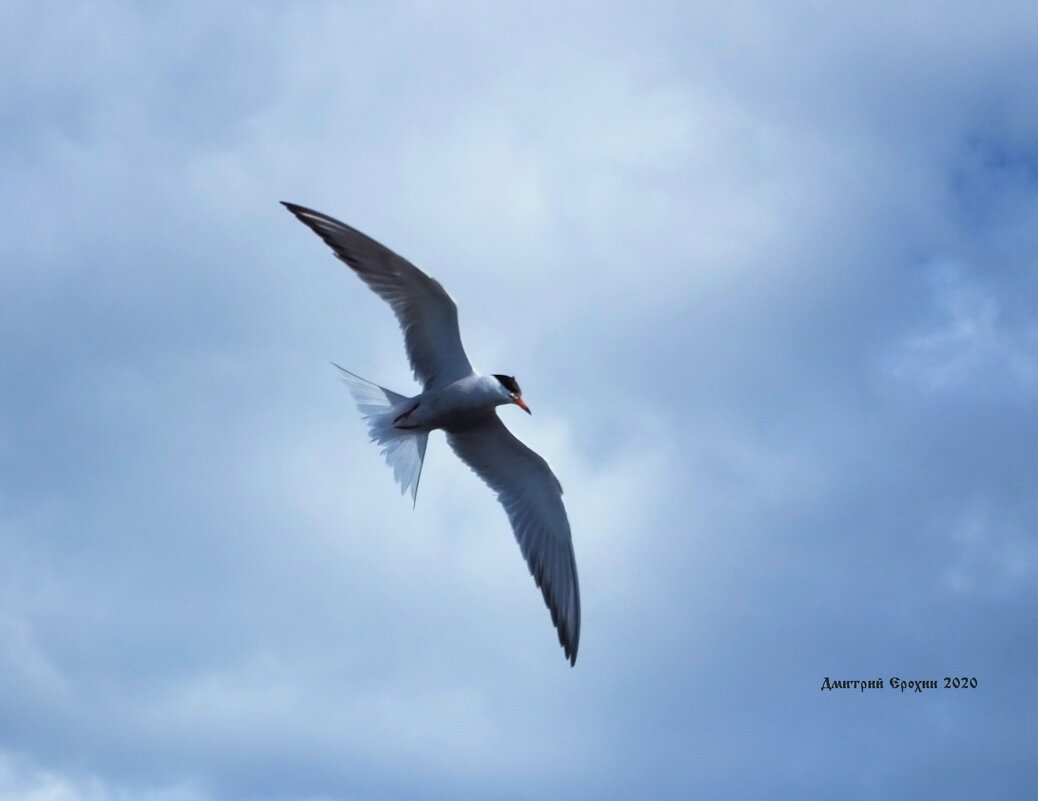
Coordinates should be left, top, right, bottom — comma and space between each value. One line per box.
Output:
493, 374, 521, 394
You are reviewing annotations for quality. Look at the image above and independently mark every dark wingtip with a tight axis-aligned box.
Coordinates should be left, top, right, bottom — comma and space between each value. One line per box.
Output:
282, 201, 319, 220
565, 632, 578, 666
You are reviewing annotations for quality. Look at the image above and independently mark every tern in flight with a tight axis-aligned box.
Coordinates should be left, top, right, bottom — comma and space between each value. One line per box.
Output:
283, 203, 580, 664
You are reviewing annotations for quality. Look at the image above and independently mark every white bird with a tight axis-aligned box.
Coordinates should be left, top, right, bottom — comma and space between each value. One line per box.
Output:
283, 202, 580, 665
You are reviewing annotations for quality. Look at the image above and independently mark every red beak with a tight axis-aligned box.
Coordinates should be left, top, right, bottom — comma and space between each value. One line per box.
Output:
514, 396, 531, 414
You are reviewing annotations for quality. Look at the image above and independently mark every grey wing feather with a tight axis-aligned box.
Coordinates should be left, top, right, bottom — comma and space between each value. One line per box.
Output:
282, 202, 474, 389
447, 415, 581, 665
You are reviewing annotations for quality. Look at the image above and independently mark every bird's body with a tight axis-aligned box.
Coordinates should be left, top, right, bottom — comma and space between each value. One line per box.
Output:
283, 202, 580, 665
391, 374, 511, 431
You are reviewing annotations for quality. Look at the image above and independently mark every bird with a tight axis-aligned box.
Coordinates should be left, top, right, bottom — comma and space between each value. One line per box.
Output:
282, 202, 580, 665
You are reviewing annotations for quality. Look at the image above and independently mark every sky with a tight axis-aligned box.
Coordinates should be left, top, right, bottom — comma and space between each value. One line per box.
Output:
2, 0, 1037, 799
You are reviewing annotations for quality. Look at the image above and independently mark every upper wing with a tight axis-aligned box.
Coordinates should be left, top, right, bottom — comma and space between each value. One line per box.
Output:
447, 415, 580, 665
282, 202, 474, 389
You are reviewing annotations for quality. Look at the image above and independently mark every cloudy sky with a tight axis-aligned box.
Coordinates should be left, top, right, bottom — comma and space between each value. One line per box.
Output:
2, 1, 1037, 798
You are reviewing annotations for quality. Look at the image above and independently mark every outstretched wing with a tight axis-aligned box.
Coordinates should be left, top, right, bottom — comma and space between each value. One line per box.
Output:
447, 415, 580, 665
283, 202, 474, 389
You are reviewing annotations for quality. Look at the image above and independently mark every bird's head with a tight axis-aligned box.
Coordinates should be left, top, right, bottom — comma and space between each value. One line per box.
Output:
493, 374, 531, 414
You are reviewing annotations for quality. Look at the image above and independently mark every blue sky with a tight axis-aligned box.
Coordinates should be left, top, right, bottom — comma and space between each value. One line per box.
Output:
2, 1, 1037, 799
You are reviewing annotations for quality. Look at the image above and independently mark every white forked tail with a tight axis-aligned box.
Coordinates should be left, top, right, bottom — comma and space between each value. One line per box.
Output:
334, 365, 428, 505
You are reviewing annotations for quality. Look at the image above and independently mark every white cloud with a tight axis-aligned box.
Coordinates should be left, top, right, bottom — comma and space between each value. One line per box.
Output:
886, 262, 1038, 395
0, 752, 206, 801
